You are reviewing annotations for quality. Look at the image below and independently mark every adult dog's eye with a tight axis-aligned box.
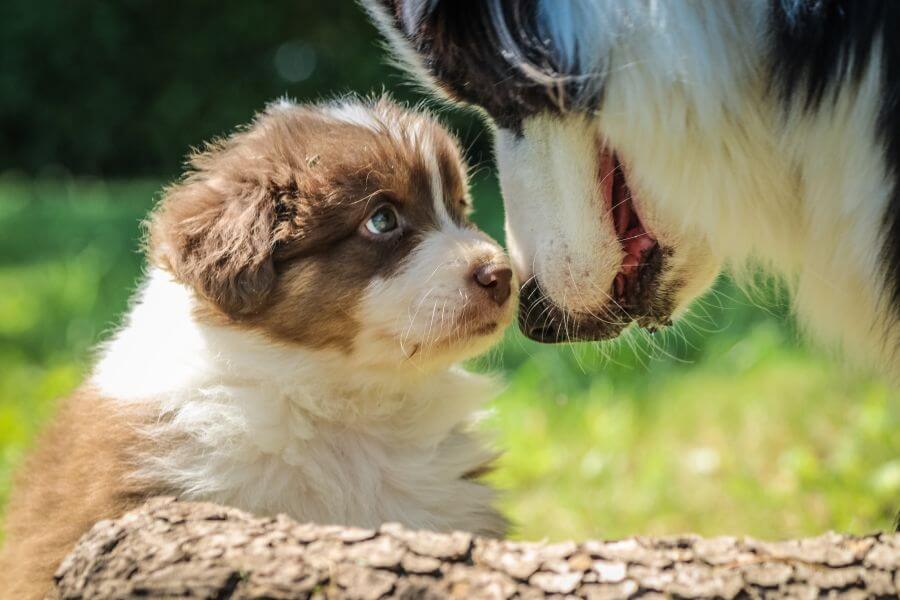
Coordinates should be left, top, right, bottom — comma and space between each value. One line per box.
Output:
364, 205, 399, 236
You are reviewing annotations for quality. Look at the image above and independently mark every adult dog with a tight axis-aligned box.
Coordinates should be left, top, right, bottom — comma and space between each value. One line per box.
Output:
365, 0, 900, 379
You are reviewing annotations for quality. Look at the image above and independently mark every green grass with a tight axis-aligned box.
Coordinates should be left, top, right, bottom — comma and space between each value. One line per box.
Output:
0, 176, 896, 541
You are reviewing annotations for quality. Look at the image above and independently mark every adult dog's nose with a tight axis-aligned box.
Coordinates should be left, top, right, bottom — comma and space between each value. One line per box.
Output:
473, 263, 513, 306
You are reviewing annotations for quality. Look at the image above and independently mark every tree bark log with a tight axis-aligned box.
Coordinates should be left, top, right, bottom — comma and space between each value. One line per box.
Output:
54, 497, 899, 599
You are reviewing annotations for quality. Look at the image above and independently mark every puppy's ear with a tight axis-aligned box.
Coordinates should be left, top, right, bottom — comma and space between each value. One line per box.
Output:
148, 151, 288, 317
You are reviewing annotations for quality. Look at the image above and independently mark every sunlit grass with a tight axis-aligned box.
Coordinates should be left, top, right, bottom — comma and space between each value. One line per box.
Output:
0, 176, 896, 541
485, 324, 896, 540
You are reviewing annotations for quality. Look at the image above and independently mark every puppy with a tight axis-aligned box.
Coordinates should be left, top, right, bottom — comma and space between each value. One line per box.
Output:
0, 97, 514, 599
365, 0, 900, 380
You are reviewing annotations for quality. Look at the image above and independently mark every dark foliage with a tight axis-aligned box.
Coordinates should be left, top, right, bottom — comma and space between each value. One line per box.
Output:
0, 1, 488, 177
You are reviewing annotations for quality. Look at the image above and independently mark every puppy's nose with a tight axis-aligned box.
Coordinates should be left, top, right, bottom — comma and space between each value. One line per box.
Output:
472, 263, 513, 306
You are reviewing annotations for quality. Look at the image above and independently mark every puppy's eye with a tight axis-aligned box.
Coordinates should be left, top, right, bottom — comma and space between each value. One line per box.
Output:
364, 205, 399, 236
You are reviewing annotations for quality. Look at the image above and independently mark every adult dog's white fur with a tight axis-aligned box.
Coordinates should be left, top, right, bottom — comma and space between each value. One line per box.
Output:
365, 0, 900, 379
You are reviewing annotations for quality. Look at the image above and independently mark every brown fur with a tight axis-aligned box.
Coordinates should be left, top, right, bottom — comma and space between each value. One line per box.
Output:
0, 388, 163, 599
150, 98, 472, 351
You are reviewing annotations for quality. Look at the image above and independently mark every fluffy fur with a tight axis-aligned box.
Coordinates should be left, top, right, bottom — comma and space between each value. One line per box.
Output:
365, 0, 900, 379
0, 97, 514, 598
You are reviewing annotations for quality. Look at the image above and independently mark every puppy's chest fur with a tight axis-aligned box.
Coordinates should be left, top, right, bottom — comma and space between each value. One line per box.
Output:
140, 375, 501, 535
150, 390, 499, 534
92, 270, 505, 536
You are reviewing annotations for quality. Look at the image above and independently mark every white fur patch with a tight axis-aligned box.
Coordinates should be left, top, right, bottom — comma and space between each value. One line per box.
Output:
423, 141, 453, 227
92, 269, 507, 535
358, 226, 512, 369
323, 101, 382, 131
496, 117, 624, 314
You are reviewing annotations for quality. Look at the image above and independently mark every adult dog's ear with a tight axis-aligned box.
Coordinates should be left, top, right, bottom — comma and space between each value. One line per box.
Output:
362, 0, 437, 39
148, 144, 288, 317
361, 0, 596, 129
361, 0, 443, 95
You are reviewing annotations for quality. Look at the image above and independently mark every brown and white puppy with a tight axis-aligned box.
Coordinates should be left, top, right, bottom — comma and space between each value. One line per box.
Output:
0, 97, 514, 599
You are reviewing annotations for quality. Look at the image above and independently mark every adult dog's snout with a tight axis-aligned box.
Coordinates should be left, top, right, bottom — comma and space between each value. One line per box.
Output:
517, 279, 560, 342
517, 278, 635, 343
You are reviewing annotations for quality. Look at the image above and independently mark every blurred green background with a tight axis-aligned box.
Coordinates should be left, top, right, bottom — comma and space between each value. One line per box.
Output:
0, 1, 896, 541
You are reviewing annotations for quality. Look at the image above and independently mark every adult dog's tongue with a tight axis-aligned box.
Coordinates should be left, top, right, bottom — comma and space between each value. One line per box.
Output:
614, 167, 656, 273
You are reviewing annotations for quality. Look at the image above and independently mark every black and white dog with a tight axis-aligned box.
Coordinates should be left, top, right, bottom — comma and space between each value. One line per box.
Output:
364, 0, 900, 379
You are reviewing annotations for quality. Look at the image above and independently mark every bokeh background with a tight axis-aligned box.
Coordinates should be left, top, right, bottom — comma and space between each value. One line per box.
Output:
1, 1, 896, 541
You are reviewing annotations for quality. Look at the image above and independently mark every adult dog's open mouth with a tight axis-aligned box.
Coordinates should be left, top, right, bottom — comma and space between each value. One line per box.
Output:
518, 150, 672, 343
603, 152, 664, 313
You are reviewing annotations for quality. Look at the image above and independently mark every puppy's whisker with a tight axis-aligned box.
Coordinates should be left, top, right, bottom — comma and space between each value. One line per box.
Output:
401, 286, 436, 352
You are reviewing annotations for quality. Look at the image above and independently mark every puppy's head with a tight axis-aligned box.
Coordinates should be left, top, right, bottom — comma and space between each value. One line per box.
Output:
148, 98, 514, 371
364, 0, 722, 342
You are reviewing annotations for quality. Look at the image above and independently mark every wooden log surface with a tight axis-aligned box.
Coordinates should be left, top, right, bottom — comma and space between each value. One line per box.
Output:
55, 497, 899, 599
